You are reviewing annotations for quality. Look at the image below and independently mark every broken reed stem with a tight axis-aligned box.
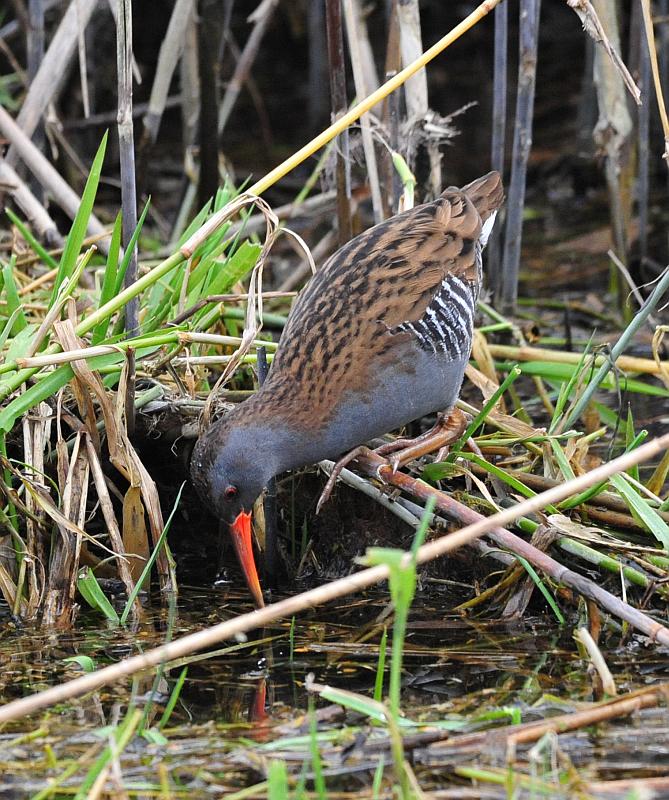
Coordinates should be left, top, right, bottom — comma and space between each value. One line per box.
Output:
423, 682, 666, 763
499, 0, 540, 314
1, 430, 668, 724
5, 0, 98, 169
0, 104, 107, 241
477, 465, 669, 526
325, 0, 352, 246
357, 445, 669, 645
504, 684, 666, 754
575, 627, 617, 695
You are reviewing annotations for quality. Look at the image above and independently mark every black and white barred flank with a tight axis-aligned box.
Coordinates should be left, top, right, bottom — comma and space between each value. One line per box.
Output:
394, 273, 477, 360
393, 209, 496, 361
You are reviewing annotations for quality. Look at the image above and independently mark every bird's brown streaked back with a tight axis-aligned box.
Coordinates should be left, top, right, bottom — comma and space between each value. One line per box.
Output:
238, 170, 504, 429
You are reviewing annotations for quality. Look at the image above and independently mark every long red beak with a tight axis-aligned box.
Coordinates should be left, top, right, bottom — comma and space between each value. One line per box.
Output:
229, 511, 265, 608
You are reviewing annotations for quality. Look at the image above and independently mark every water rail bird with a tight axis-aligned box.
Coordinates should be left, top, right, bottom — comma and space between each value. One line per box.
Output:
191, 171, 504, 607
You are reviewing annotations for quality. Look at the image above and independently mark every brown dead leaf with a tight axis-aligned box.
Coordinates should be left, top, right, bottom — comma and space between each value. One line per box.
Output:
123, 486, 150, 584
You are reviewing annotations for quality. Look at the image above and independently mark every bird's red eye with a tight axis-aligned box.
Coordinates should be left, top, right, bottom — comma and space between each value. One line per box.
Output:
224, 485, 237, 499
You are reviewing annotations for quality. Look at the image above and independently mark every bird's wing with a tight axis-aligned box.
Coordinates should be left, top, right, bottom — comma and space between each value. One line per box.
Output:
266, 172, 503, 421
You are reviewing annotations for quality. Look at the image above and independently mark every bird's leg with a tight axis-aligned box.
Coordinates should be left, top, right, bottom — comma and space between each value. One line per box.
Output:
383, 408, 469, 472
316, 445, 379, 515
317, 410, 471, 514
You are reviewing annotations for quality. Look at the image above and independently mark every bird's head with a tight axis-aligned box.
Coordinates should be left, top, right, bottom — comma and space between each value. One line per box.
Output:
190, 416, 273, 608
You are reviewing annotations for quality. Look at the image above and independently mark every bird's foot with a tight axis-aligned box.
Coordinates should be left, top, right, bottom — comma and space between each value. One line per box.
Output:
317, 446, 379, 515
383, 408, 469, 472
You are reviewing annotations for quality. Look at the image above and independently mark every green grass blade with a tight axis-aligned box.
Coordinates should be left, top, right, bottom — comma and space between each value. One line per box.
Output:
372, 756, 385, 800
3, 325, 35, 364
0, 344, 159, 433
549, 332, 595, 433
120, 482, 184, 625
446, 366, 522, 459
316, 684, 389, 723
91, 212, 122, 344
497, 360, 668, 397
559, 429, 648, 510
1, 257, 27, 334
51, 131, 108, 308
609, 473, 669, 550
309, 699, 327, 800
268, 761, 289, 800
513, 555, 565, 623
62, 655, 96, 672
158, 666, 188, 729
77, 567, 120, 624
625, 406, 639, 482
0, 307, 25, 351
112, 197, 151, 298
447, 452, 559, 514
373, 626, 388, 703
549, 439, 575, 482
74, 708, 141, 800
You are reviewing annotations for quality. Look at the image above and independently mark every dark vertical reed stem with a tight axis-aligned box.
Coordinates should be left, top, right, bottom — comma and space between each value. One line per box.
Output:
257, 347, 278, 590
117, 0, 139, 431
308, 0, 327, 129
326, 0, 352, 245
488, 0, 507, 295
197, 0, 221, 207
638, 18, 651, 266
499, 0, 541, 314
27, 0, 45, 200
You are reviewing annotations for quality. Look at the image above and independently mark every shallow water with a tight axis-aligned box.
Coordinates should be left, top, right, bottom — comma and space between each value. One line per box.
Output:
0, 584, 667, 798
